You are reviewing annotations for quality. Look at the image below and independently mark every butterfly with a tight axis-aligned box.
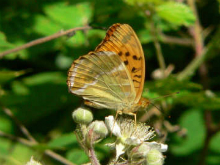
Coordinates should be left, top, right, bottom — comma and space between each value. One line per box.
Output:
67, 23, 149, 123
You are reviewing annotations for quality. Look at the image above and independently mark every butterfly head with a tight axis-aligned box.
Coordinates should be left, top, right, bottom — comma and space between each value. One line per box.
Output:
138, 97, 150, 109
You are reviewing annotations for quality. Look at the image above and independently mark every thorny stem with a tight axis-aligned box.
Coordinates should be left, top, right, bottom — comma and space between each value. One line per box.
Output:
178, 0, 206, 81
0, 105, 76, 165
1, 104, 37, 143
0, 26, 91, 58
186, 1, 220, 165
87, 129, 100, 165
75, 126, 100, 165
88, 147, 100, 165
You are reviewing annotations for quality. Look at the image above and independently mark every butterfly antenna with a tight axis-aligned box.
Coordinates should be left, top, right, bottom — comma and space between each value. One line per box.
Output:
149, 92, 179, 102
149, 102, 164, 113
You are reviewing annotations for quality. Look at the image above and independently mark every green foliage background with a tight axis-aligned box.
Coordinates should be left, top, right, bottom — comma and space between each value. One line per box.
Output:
0, 0, 220, 164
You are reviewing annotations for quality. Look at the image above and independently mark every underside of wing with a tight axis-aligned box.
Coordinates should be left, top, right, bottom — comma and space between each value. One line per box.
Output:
95, 23, 145, 103
67, 51, 136, 110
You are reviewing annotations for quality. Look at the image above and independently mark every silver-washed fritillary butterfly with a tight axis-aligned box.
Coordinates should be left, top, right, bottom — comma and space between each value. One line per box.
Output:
67, 23, 149, 122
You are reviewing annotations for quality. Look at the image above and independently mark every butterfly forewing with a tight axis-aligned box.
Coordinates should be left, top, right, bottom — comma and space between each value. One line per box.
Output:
67, 51, 136, 110
95, 24, 145, 103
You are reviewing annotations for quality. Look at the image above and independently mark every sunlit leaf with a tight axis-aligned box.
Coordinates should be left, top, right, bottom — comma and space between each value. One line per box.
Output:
48, 133, 77, 149
156, 2, 196, 26
66, 148, 89, 164
44, 2, 92, 28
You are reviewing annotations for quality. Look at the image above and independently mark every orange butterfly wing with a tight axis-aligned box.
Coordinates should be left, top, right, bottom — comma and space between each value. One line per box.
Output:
95, 23, 145, 103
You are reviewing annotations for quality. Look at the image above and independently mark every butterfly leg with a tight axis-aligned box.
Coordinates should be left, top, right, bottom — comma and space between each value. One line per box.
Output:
110, 110, 122, 136
128, 112, 137, 126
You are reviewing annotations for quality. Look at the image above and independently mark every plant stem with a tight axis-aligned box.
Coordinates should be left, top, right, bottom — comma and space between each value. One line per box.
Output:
147, 11, 166, 76
177, 47, 208, 80
185, 1, 220, 165
160, 33, 194, 46
0, 26, 91, 58
88, 147, 101, 165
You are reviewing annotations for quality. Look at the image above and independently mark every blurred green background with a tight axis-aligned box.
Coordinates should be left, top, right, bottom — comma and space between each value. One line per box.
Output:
1, 0, 220, 164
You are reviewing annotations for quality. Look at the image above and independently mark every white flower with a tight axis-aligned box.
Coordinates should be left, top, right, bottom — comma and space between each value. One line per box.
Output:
105, 116, 155, 145
105, 116, 155, 160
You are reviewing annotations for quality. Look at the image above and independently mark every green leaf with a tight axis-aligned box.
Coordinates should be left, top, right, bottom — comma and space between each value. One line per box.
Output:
0, 32, 14, 50
48, 133, 77, 149
33, 15, 63, 36
208, 131, 220, 164
0, 32, 25, 60
156, 2, 196, 26
0, 70, 26, 85
0, 116, 14, 134
170, 109, 205, 156
0, 138, 11, 157
1, 72, 78, 124
123, 0, 163, 6
66, 148, 89, 164
3, 143, 37, 165
44, 2, 92, 28
210, 131, 220, 153
207, 155, 220, 165
144, 77, 202, 95
174, 91, 220, 110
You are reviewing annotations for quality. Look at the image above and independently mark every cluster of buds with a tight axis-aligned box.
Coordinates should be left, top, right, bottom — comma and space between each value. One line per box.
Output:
72, 106, 108, 146
72, 107, 168, 165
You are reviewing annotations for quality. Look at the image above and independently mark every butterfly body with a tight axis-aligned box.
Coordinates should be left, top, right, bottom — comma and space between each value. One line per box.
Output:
67, 23, 149, 118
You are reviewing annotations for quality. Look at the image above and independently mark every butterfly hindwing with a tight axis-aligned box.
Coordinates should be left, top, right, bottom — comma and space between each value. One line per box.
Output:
95, 24, 145, 103
67, 51, 136, 110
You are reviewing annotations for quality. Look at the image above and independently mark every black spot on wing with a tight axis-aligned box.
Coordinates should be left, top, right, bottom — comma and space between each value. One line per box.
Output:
124, 60, 129, 65
134, 75, 141, 78
118, 51, 123, 56
133, 55, 142, 60
125, 52, 130, 56
133, 79, 141, 83
132, 67, 141, 73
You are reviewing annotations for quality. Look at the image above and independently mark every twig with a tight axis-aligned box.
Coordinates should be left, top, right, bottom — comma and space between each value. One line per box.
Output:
44, 150, 75, 165
0, 26, 91, 58
160, 33, 194, 46
1, 104, 36, 143
0, 104, 76, 165
146, 11, 166, 76
0, 130, 35, 146
177, 47, 208, 80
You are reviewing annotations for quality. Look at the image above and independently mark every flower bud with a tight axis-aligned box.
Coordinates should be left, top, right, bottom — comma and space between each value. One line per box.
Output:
86, 121, 108, 145
146, 149, 164, 165
72, 107, 93, 124
88, 121, 108, 138
129, 143, 151, 160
